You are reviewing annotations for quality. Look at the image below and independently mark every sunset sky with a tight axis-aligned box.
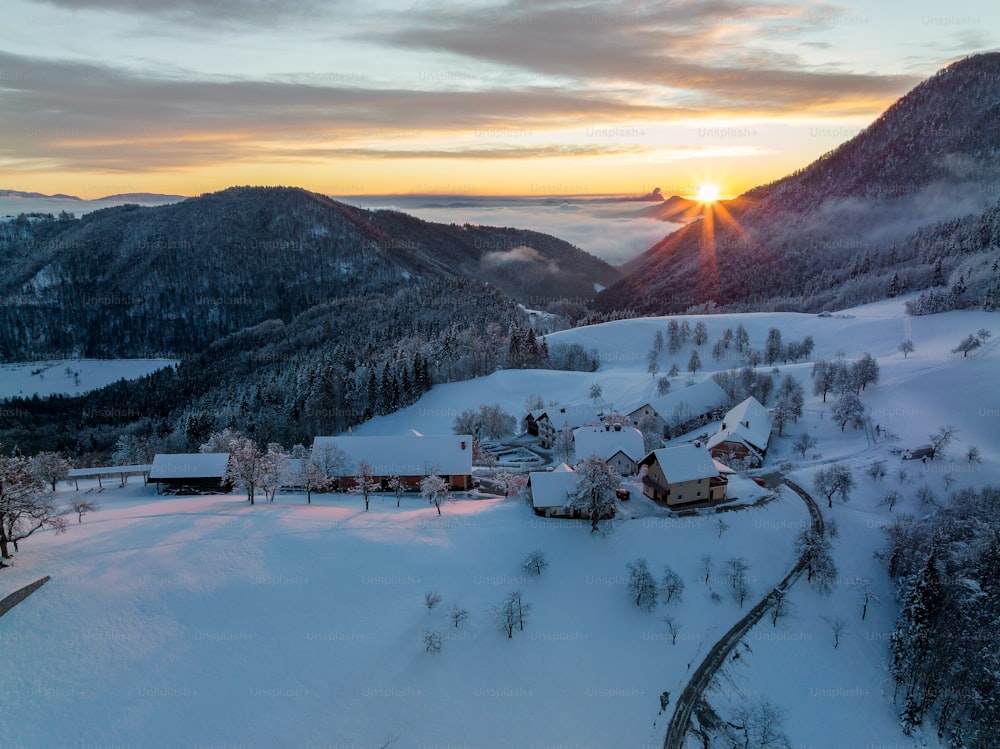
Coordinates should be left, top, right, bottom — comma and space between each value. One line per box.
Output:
1, 0, 998, 199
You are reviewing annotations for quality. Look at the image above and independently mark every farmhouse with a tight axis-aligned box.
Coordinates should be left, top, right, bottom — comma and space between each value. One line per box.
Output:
626, 379, 730, 439
310, 434, 474, 490
527, 464, 578, 517
706, 396, 772, 468
149, 453, 232, 495
639, 443, 729, 507
526, 404, 605, 448
573, 424, 645, 476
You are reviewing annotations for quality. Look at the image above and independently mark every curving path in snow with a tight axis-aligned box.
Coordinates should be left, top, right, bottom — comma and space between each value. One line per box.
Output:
663, 478, 823, 749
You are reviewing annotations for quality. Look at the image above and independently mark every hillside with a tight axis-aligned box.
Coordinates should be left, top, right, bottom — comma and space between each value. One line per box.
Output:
0, 186, 618, 359
596, 53, 1000, 315
2, 298, 996, 748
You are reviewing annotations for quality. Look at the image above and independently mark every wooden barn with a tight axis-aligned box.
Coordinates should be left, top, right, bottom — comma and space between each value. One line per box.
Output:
149, 453, 232, 495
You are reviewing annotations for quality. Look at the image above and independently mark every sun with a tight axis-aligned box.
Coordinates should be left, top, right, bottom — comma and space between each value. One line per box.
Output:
695, 183, 721, 203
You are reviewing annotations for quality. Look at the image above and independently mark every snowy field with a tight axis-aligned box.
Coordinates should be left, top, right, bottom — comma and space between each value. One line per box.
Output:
2, 296, 998, 748
0, 358, 177, 400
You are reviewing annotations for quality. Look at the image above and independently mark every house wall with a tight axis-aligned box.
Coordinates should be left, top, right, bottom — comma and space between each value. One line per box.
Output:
710, 440, 762, 468
641, 460, 727, 506
608, 452, 638, 477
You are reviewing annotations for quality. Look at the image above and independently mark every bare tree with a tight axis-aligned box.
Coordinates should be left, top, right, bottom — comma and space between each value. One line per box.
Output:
663, 615, 680, 645
879, 489, 902, 512
866, 460, 887, 483
0, 455, 68, 559
928, 425, 959, 460
966, 446, 981, 464
898, 339, 915, 358
424, 591, 442, 613
952, 334, 981, 357
521, 550, 548, 576
823, 616, 847, 649
716, 517, 730, 538
491, 591, 530, 638
858, 581, 880, 620
727, 557, 751, 608
770, 586, 791, 626
700, 554, 713, 584
70, 499, 99, 523
627, 558, 658, 612
661, 565, 685, 605
814, 464, 855, 508
311, 442, 351, 491
30, 452, 71, 492
916, 485, 938, 508
420, 474, 450, 515
448, 604, 469, 629
260, 443, 288, 502
792, 433, 817, 459
726, 697, 792, 749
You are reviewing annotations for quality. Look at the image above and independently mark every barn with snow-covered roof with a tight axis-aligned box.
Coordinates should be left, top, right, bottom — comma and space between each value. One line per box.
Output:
149, 453, 232, 494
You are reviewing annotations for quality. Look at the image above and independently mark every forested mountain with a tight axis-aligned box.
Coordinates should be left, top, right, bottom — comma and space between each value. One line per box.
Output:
0, 186, 618, 359
0, 276, 600, 457
595, 53, 1000, 315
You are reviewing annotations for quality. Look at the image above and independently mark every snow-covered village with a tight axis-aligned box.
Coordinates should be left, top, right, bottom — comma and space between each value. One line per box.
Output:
2, 297, 996, 749
4, 7, 1000, 747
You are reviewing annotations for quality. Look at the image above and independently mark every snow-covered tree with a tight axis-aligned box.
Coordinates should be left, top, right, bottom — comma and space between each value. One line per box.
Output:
448, 604, 469, 628
792, 433, 817, 459
687, 349, 701, 374
424, 591, 442, 613
568, 455, 619, 533
764, 327, 784, 366
898, 339, 915, 358
667, 320, 681, 354
813, 464, 855, 508
311, 443, 350, 489
30, 452, 71, 492
259, 443, 288, 502
866, 460, 888, 482
387, 475, 406, 507
795, 528, 838, 594
879, 489, 902, 512
553, 420, 574, 463
420, 474, 449, 515
0, 455, 67, 559
199, 427, 242, 454
663, 615, 680, 644
588, 382, 603, 405
771, 375, 803, 436
627, 558, 658, 612
693, 321, 709, 346
637, 412, 663, 454
851, 353, 880, 392
725, 697, 792, 749
350, 460, 379, 511
656, 375, 671, 395
831, 392, 866, 431
952, 333, 981, 357
226, 436, 267, 504
734, 324, 749, 353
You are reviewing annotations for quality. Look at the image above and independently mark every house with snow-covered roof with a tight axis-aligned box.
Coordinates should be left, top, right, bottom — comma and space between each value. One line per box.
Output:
626, 379, 730, 439
573, 424, 645, 476
525, 403, 605, 449
149, 453, 232, 495
638, 443, 730, 507
310, 434, 473, 490
526, 463, 580, 518
706, 396, 772, 468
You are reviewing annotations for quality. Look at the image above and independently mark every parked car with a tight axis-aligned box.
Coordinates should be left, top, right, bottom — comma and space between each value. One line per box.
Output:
615, 488, 631, 501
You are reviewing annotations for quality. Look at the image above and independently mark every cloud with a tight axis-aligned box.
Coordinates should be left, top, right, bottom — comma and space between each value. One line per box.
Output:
26, 0, 335, 24
347, 197, 678, 266
0, 50, 693, 173
480, 245, 558, 272
373, 0, 919, 115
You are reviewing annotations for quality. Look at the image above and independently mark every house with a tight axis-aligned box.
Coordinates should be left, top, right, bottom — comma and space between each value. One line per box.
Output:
626, 379, 730, 439
149, 453, 232, 495
639, 443, 729, 506
706, 396, 772, 468
573, 424, 645, 476
526, 404, 605, 449
526, 464, 579, 517
310, 434, 474, 491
